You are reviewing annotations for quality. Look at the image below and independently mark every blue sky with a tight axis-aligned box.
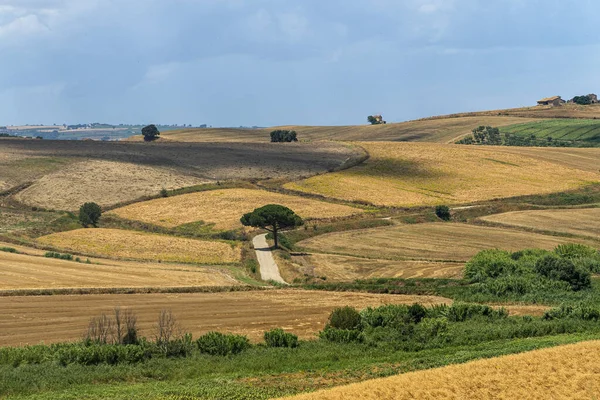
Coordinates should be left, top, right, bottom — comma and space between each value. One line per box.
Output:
1, 0, 599, 126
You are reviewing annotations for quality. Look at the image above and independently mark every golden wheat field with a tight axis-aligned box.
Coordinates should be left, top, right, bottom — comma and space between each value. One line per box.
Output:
297, 223, 594, 263
37, 228, 240, 264
0, 290, 451, 346
285, 142, 600, 207
292, 253, 464, 281
150, 116, 542, 143
0, 250, 237, 290
481, 208, 600, 239
286, 340, 600, 400
490, 146, 600, 174
110, 188, 363, 230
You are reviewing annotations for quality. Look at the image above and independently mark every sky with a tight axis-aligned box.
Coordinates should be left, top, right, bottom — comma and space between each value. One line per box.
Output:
1, 0, 599, 127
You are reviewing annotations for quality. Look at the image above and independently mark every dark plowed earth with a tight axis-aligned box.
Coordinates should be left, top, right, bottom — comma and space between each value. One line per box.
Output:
0, 139, 362, 181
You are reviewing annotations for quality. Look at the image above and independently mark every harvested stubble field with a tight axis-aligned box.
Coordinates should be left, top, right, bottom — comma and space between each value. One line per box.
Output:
0, 290, 451, 346
285, 142, 600, 207
489, 146, 600, 174
481, 208, 600, 240
14, 160, 206, 211
0, 139, 360, 209
287, 340, 600, 400
0, 250, 237, 290
153, 116, 541, 143
297, 223, 595, 263
37, 228, 240, 264
111, 188, 363, 230
425, 102, 600, 120
292, 253, 464, 282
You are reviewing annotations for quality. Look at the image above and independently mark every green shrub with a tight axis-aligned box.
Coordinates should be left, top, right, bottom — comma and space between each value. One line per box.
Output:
160, 188, 169, 198
79, 202, 102, 227
435, 205, 451, 221
554, 243, 598, 259
328, 306, 362, 330
263, 328, 299, 348
319, 327, 363, 343
446, 303, 508, 322
414, 317, 449, 341
543, 304, 600, 321
270, 130, 298, 143
196, 332, 251, 356
464, 250, 520, 281
0, 247, 18, 253
534, 255, 591, 291
44, 252, 74, 261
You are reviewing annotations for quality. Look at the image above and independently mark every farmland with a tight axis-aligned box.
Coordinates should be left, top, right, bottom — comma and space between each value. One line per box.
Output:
110, 188, 363, 230
287, 340, 600, 400
154, 116, 542, 143
481, 208, 600, 239
37, 228, 241, 264
285, 142, 600, 207
0, 250, 237, 291
0, 290, 449, 346
296, 223, 594, 264
499, 119, 600, 146
0, 138, 361, 209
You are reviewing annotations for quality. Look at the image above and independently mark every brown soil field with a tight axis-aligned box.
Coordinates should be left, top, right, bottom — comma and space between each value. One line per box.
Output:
292, 253, 464, 281
0, 290, 451, 346
481, 208, 600, 240
285, 142, 600, 207
0, 250, 237, 290
0, 139, 360, 209
37, 228, 240, 264
286, 340, 600, 400
110, 188, 363, 230
432, 102, 600, 119
148, 116, 541, 143
14, 160, 206, 211
297, 223, 596, 263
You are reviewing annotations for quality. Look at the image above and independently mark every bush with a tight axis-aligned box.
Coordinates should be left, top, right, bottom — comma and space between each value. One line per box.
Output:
534, 255, 591, 291
270, 130, 298, 143
554, 243, 598, 259
79, 202, 102, 227
445, 303, 508, 322
414, 317, 449, 341
196, 332, 251, 356
319, 327, 363, 343
0, 247, 18, 253
160, 188, 169, 198
435, 205, 451, 221
328, 306, 362, 330
45, 252, 74, 261
264, 328, 299, 348
543, 304, 600, 321
464, 250, 520, 282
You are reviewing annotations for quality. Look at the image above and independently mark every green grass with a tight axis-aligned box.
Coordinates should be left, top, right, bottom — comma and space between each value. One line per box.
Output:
3, 334, 599, 400
500, 119, 600, 146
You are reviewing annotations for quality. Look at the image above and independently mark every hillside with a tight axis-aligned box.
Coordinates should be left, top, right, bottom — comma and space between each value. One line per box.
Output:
139, 116, 542, 143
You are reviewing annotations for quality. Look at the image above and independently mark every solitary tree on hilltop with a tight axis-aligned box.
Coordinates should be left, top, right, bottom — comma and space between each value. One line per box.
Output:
142, 124, 160, 141
79, 202, 102, 227
241, 204, 303, 248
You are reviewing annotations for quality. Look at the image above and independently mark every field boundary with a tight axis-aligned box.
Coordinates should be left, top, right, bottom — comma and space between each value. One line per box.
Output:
0, 285, 267, 297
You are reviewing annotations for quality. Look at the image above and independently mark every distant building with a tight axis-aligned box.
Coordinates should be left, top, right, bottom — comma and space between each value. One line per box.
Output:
537, 96, 565, 106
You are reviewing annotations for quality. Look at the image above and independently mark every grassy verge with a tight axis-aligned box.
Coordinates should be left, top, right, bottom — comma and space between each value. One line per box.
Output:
2, 333, 598, 400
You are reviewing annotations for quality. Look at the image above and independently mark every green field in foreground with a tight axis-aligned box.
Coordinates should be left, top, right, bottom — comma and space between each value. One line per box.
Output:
3, 334, 599, 400
500, 119, 600, 146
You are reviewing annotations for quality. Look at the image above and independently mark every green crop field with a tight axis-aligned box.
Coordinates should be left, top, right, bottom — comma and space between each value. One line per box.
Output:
500, 119, 600, 146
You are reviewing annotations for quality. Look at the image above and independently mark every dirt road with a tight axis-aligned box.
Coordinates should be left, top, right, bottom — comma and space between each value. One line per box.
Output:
253, 233, 286, 284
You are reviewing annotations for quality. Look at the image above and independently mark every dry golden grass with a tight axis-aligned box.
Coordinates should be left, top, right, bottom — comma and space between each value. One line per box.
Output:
490, 146, 600, 174
298, 223, 595, 263
0, 250, 237, 290
110, 188, 363, 230
15, 160, 206, 210
285, 142, 600, 207
37, 228, 240, 264
292, 253, 464, 281
148, 116, 542, 143
286, 340, 600, 400
481, 208, 600, 239
0, 290, 450, 346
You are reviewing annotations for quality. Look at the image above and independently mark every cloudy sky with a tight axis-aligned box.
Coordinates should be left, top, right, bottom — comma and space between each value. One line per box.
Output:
1, 0, 599, 126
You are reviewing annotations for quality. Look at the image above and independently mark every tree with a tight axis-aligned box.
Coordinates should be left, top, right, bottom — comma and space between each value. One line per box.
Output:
573, 95, 592, 105
79, 202, 102, 227
367, 115, 385, 125
240, 204, 303, 248
270, 130, 298, 143
435, 205, 451, 221
142, 124, 160, 141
